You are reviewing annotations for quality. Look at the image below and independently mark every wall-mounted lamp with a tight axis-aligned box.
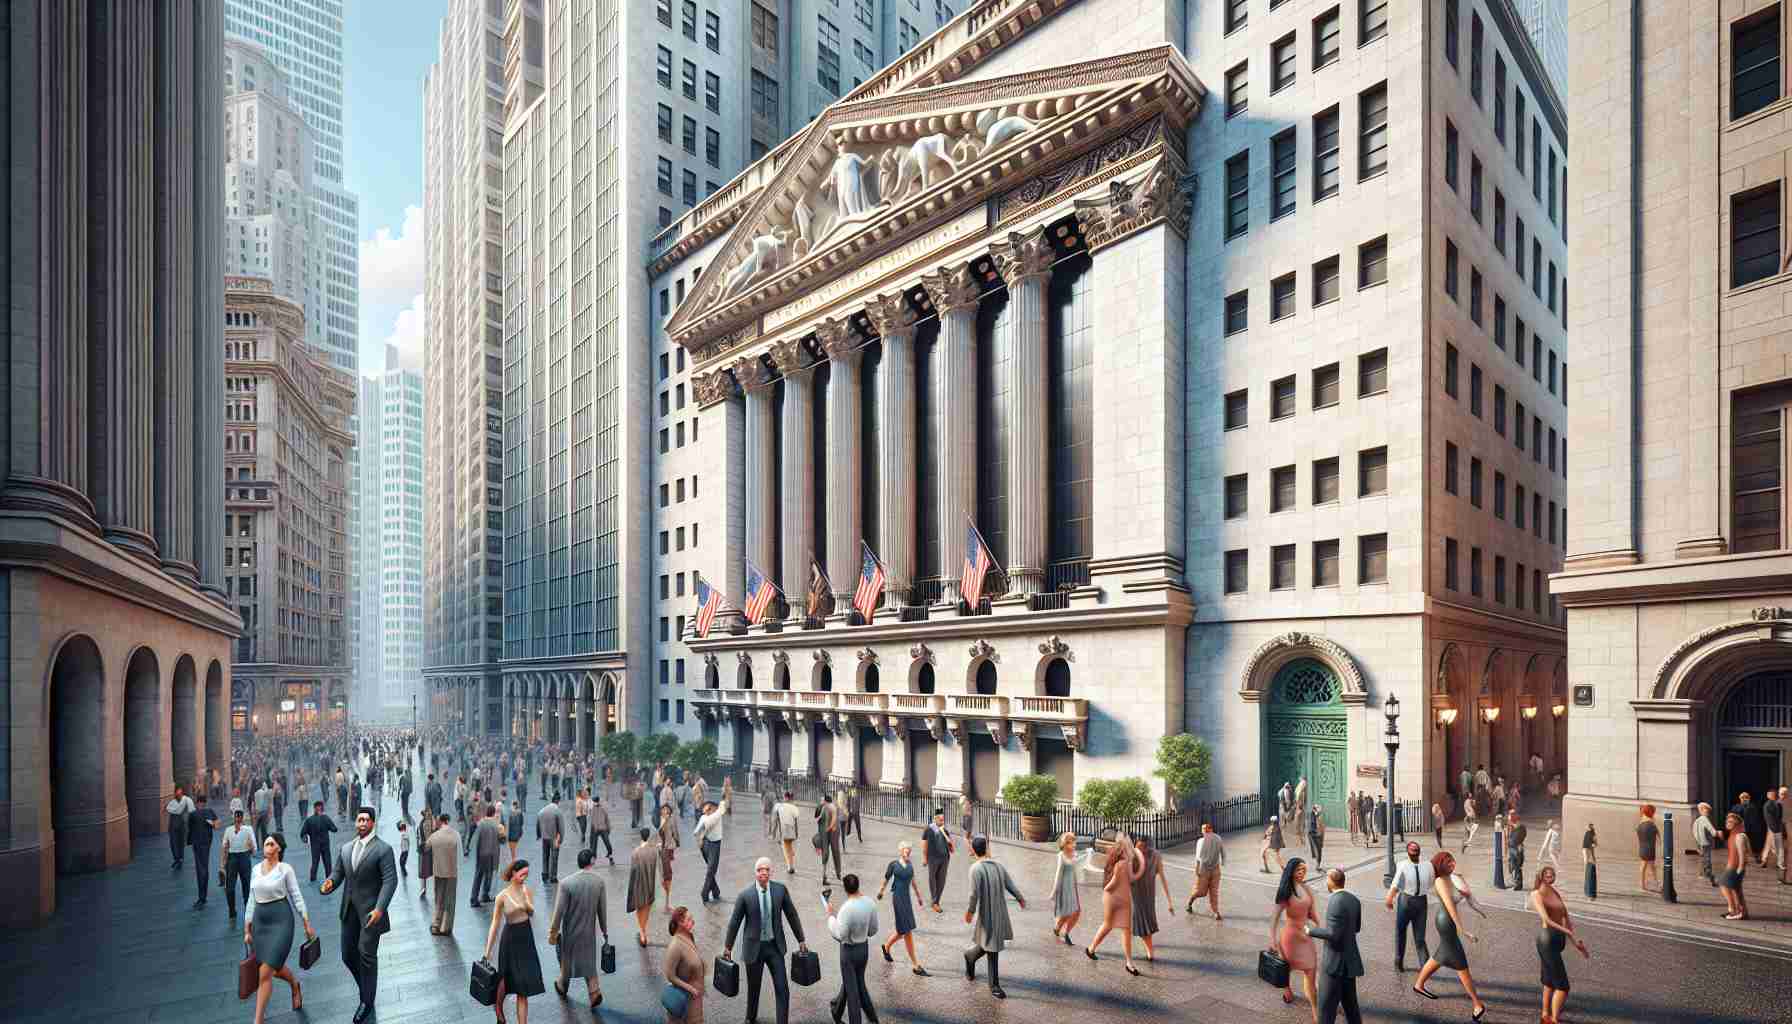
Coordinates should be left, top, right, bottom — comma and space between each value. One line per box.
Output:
1551, 702, 1567, 719
1520, 695, 1539, 721
1478, 695, 1500, 724
1435, 705, 1459, 730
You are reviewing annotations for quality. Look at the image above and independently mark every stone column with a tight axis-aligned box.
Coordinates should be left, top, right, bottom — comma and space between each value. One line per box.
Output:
830, 721, 861, 786
192, 0, 228, 599
1678, 13, 1725, 559
817, 317, 863, 607
868, 293, 919, 610
91, 0, 160, 562
737, 355, 778, 590
769, 340, 818, 602
576, 685, 592, 752
154, 0, 197, 583
750, 716, 774, 772
920, 267, 982, 604
990, 229, 1055, 596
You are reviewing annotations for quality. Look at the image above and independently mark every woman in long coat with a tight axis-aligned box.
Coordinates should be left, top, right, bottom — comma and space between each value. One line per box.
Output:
1084, 833, 1144, 975
626, 827, 661, 947
657, 803, 680, 907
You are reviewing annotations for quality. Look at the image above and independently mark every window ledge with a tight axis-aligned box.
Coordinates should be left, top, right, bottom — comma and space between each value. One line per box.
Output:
1729, 268, 1792, 298
1727, 96, 1792, 133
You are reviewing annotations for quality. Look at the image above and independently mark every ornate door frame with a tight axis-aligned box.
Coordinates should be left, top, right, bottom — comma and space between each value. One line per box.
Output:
1262, 658, 1349, 830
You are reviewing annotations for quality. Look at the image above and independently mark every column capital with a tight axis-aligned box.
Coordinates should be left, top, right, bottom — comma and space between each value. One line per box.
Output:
865, 291, 919, 339
920, 265, 981, 314
990, 227, 1055, 284
815, 316, 861, 362
733, 353, 777, 392
693, 368, 738, 407
767, 338, 816, 377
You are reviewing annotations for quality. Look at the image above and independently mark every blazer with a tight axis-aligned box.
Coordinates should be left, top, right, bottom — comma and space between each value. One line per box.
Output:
476, 817, 503, 860
921, 823, 953, 860
327, 835, 398, 934
537, 804, 563, 843
426, 826, 461, 879
1304, 890, 1365, 979
725, 880, 806, 961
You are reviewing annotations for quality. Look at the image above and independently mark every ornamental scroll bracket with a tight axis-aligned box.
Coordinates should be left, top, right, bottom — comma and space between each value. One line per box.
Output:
909, 642, 935, 665
1037, 636, 1073, 661
857, 647, 879, 665
945, 718, 966, 744
967, 639, 998, 662
1062, 724, 1084, 752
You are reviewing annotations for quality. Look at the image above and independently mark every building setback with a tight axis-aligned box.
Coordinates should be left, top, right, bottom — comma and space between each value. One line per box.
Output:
0, 1, 236, 928
651, 0, 1566, 820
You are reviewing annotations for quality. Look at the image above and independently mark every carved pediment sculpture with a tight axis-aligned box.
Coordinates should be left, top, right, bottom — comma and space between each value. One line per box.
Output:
1038, 635, 1073, 661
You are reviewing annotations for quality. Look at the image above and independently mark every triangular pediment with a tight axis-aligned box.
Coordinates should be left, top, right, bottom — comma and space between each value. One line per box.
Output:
668, 45, 1203, 352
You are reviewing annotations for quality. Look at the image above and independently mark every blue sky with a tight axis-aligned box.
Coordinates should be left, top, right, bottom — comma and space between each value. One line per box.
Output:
344, 0, 449, 376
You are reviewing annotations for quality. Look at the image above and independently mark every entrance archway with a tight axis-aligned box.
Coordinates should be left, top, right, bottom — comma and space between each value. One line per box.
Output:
50, 635, 108, 875
204, 660, 226, 769
1262, 658, 1347, 828
124, 647, 163, 837
172, 655, 199, 790
1042, 658, 1070, 697
1717, 672, 1792, 825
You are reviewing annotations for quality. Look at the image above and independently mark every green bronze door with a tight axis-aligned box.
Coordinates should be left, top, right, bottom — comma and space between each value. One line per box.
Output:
1263, 659, 1348, 831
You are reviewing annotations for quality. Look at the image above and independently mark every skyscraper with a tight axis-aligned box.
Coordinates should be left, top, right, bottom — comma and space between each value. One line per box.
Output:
1512, 0, 1567, 99
378, 347, 426, 718
358, 375, 385, 721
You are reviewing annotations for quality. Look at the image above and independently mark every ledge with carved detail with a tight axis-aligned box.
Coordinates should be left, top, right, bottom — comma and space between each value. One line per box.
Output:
689, 688, 1090, 751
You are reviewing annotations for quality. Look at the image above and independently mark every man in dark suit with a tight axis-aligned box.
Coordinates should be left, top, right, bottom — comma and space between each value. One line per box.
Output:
1305, 867, 1365, 1024
299, 801, 338, 881
472, 804, 503, 904
722, 856, 810, 1024
320, 806, 398, 1024
920, 810, 954, 912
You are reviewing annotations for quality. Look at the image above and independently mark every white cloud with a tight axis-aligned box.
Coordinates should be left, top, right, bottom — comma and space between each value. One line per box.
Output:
377, 293, 427, 371
359, 204, 425, 317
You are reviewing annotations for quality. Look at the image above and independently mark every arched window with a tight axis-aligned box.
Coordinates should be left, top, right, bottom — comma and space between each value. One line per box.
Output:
974, 660, 998, 696
703, 662, 719, 688
1043, 658, 1071, 698
864, 665, 880, 693
817, 665, 833, 692
916, 663, 935, 695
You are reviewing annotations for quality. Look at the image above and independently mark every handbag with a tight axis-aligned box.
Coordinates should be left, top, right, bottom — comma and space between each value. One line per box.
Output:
712, 954, 741, 997
298, 934, 321, 971
237, 942, 258, 999
601, 942, 616, 975
660, 982, 690, 1018
1257, 948, 1291, 989
789, 948, 821, 987
469, 957, 500, 1007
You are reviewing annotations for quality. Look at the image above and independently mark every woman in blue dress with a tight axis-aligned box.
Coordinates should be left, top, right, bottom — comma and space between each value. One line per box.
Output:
878, 841, 928, 975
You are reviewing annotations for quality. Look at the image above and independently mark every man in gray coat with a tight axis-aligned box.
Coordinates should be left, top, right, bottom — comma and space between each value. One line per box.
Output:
549, 848, 610, 1011
471, 805, 502, 905
426, 813, 460, 934
538, 793, 565, 883
1305, 868, 1366, 1024
962, 835, 1025, 999
585, 794, 614, 863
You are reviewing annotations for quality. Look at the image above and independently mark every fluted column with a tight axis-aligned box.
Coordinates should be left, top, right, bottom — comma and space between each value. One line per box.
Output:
817, 317, 863, 607
921, 267, 981, 604
736, 354, 779, 595
867, 292, 919, 609
770, 340, 817, 601
193, 0, 228, 599
991, 229, 1055, 596
154, 0, 198, 583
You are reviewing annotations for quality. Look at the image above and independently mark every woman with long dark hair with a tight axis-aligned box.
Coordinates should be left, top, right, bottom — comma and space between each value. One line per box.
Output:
1267, 858, 1318, 1023
1413, 851, 1488, 1020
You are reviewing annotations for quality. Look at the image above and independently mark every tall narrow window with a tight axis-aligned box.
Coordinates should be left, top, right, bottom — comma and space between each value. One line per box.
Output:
1225, 550, 1249, 594
1493, 384, 1507, 435
1225, 474, 1249, 519
1445, 119, 1459, 190
1272, 33, 1298, 91
1445, 537, 1460, 590
1225, 291, 1249, 334
1470, 547, 1483, 596
1315, 107, 1341, 199
1271, 544, 1297, 590
1314, 540, 1340, 587
1358, 446, 1388, 496
1494, 295, 1507, 349
1444, 239, 1459, 299
1469, 12, 1483, 104
1272, 273, 1297, 320
1495, 190, 1507, 252
1469, 363, 1482, 417
1314, 457, 1341, 504
1226, 151, 1250, 238
1315, 7, 1342, 68
1359, 236, 1388, 287
1469, 457, 1483, 507
1494, 54, 1507, 142
1272, 377, 1297, 420
1732, 183, 1782, 288
1358, 534, 1388, 584
1359, 83, 1389, 179
1470, 268, 1483, 324
1360, 0, 1387, 44
1358, 348, 1388, 396
1272, 129, 1298, 217
1272, 465, 1297, 511
1515, 92, 1528, 170
1444, 344, 1460, 398
1445, 442, 1459, 494
1734, 385, 1789, 552
1226, 61, 1249, 117
1314, 255, 1341, 304
1443, 0, 1458, 68
1470, 155, 1483, 222
1734, 8, 1782, 120
1225, 0, 1248, 33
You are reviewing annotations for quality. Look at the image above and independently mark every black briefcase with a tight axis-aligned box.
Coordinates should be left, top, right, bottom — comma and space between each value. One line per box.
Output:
789, 949, 821, 987
601, 942, 616, 975
298, 934, 321, 971
1257, 948, 1290, 988
713, 955, 741, 997
470, 958, 500, 1006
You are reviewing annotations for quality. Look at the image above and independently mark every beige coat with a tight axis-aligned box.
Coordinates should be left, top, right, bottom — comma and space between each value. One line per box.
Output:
427, 826, 461, 879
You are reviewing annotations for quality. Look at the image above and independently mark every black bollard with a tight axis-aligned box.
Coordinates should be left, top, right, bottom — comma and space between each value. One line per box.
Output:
1662, 812, 1678, 903
1492, 827, 1507, 889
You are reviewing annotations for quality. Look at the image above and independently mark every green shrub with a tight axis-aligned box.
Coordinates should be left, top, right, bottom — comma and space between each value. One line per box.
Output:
599, 730, 638, 769
1077, 776, 1155, 822
1000, 773, 1060, 815
672, 739, 719, 776
1154, 733, 1212, 805
637, 732, 679, 767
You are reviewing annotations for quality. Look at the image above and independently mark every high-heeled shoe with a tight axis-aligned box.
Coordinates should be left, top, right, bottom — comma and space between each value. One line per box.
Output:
1471, 1005, 1486, 1022
1084, 947, 1098, 961
1125, 964, 1141, 977
881, 945, 893, 962
1282, 991, 1294, 1004
1062, 933, 1073, 946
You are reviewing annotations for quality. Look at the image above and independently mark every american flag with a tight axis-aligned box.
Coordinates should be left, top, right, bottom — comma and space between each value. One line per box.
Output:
962, 521, 996, 607
743, 559, 780, 624
853, 541, 885, 620
692, 573, 722, 638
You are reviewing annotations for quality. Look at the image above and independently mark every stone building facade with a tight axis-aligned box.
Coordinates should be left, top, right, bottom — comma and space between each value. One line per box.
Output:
0, 1, 236, 927
645, 0, 1568, 819
224, 278, 356, 737
1555, 0, 1792, 839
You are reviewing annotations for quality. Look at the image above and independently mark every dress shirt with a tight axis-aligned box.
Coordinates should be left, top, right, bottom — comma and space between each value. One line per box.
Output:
166, 795, 195, 818
1391, 859, 1435, 897
222, 823, 258, 854
1193, 834, 1226, 869
251, 861, 308, 916
1693, 816, 1719, 848
827, 895, 879, 944
695, 801, 729, 844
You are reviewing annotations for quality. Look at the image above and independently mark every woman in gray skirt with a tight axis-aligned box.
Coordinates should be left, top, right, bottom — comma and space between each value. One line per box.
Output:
1412, 851, 1488, 1021
246, 833, 315, 1023
1050, 832, 1093, 945
1129, 834, 1174, 961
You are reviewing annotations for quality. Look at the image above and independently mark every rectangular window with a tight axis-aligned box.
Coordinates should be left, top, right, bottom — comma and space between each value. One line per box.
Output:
1226, 151, 1250, 238
1444, 0, 1458, 67
1493, 470, 1506, 518
1469, 12, 1484, 104
1445, 119, 1459, 190
1516, 91, 1528, 170
1226, 62, 1249, 117
682, 59, 697, 99
1470, 547, 1483, 596
1494, 295, 1507, 348
1534, 570, 1544, 615
1272, 376, 1297, 420
683, 169, 697, 206
705, 128, 720, 167
1532, 415, 1543, 461
1470, 457, 1483, 507
681, 0, 697, 39
1495, 54, 1507, 142
1272, 129, 1298, 217
1494, 555, 1507, 603
1358, 533, 1388, 584
1516, 485, 1527, 529
1532, 238, 1543, 296
657, 0, 672, 27
1271, 544, 1297, 590
1494, 384, 1507, 435
1225, 389, 1249, 429
1360, 0, 1387, 44
1548, 262, 1558, 312
1516, 217, 1527, 280
1313, 363, 1341, 408
751, 4, 779, 54
1532, 121, 1543, 200
1516, 320, 1527, 367
1470, 155, 1483, 222
1470, 268, 1484, 324
1469, 363, 1483, 417
656, 46, 672, 87
1314, 255, 1341, 304
1516, 401, 1527, 450
1533, 492, 1543, 536
1734, 8, 1782, 119
1359, 235, 1387, 287
1548, 351, 1558, 394
1225, 0, 1248, 33
1225, 473, 1249, 519
1732, 183, 1782, 288
1547, 149, 1558, 223
1272, 272, 1296, 320
1444, 239, 1459, 298
1358, 348, 1388, 396
1445, 344, 1460, 398
705, 9, 721, 51
1225, 290, 1249, 334
1314, 539, 1340, 587
1445, 537, 1460, 590
1272, 33, 1298, 91
1224, 549, 1249, 594
1358, 446, 1388, 496
1548, 427, 1559, 470
656, 156, 673, 195
657, 103, 673, 142
705, 72, 721, 113
1495, 190, 1506, 252
1314, 107, 1341, 200
1533, 337, 1543, 381
1445, 441, 1459, 494
1272, 465, 1297, 512
1515, 562, 1527, 608
682, 115, 697, 154
1359, 83, 1389, 179
750, 71, 779, 121
1315, 7, 1342, 68
1314, 457, 1341, 505
1548, 501, 1558, 543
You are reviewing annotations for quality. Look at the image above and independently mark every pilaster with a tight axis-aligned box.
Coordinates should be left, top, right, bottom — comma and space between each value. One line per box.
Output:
880, 722, 910, 792
696, 369, 747, 619
868, 292, 919, 607
787, 717, 815, 777
830, 719, 861, 786
921, 266, 982, 604
193, 0, 228, 599
990, 229, 1054, 596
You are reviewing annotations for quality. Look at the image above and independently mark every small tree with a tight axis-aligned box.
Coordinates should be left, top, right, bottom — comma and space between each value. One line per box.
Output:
1154, 733, 1212, 807
1000, 773, 1060, 815
638, 732, 680, 768
672, 739, 719, 778
1078, 777, 1155, 823
600, 731, 638, 773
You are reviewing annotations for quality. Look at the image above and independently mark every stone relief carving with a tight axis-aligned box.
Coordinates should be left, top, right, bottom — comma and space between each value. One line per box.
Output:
926, 716, 945, 741
814, 317, 859, 360
908, 642, 934, 665
732, 353, 776, 391
919, 265, 980, 314
990, 227, 1055, 282
1073, 160, 1192, 249
1037, 636, 1073, 661
821, 150, 880, 220
1753, 606, 1790, 621
880, 133, 959, 203
945, 718, 966, 744
767, 338, 815, 377
1062, 724, 1084, 751
967, 639, 998, 662
1238, 631, 1367, 696
1652, 614, 1792, 699
857, 647, 879, 664
988, 718, 1009, 746
785, 710, 809, 732
1013, 722, 1033, 751
703, 652, 719, 670
813, 649, 832, 666
720, 228, 793, 299
865, 291, 918, 338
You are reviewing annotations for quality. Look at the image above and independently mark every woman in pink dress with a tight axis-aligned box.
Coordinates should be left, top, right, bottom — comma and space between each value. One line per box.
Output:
1268, 858, 1319, 1023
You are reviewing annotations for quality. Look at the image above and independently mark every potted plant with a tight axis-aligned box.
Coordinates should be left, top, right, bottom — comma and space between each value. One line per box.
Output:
1078, 777, 1156, 852
1001, 773, 1060, 842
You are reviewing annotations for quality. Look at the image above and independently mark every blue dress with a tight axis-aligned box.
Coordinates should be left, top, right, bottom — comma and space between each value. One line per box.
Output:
884, 859, 917, 935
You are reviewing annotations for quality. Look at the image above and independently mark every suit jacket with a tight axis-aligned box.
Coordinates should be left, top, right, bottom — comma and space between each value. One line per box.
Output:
548, 869, 609, 975
425, 781, 443, 810
426, 826, 460, 879
725, 880, 806, 961
1305, 890, 1365, 979
537, 803, 563, 844
588, 800, 610, 832
773, 802, 800, 840
300, 813, 337, 848
328, 835, 398, 934
921, 823, 953, 861
475, 818, 503, 860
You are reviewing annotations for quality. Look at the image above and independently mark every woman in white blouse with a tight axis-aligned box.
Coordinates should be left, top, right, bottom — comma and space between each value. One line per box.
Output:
246, 833, 315, 1023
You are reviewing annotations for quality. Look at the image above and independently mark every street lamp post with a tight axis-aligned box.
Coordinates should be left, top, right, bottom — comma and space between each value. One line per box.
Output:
1382, 692, 1401, 889
412, 693, 417, 736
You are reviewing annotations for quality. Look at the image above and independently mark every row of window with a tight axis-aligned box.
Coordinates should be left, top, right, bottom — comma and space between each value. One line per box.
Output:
656, 157, 721, 211
657, 522, 701, 558
1442, 130, 1563, 324
655, 46, 723, 112
657, 105, 722, 168
1223, 447, 1387, 518
1222, 236, 1387, 330
1221, 349, 1388, 428
1221, 81, 1389, 237
1442, 442, 1565, 546
657, 417, 698, 453
657, 474, 699, 508
1442, 0, 1564, 239
1443, 344, 1565, 469
1222, 533, 1387, 593
655, 0, 722, 53
1733, 6, 1783, 120
1441, 537, 1560, 622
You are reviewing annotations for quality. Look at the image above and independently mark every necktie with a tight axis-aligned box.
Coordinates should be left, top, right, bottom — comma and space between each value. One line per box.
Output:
759, 885, 772, 940
354, 837, 365, 870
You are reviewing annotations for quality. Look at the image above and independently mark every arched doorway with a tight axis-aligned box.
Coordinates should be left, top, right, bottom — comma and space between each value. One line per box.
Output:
773, 661, 790, 690
124, 648, 163, 837
1262, 658, 1347, 828
50, 635, 108, 875
816, 665, 833, 692
1716, 672, 1792, 819
738, 660, 754, 690
204, 660, 226, 770
172, 655, 199, 790
863, 665, 880, 693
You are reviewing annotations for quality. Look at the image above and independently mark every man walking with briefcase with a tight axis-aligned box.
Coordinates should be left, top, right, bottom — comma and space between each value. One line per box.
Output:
723, 857, 810, 1024
548, 849, 610, 1011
